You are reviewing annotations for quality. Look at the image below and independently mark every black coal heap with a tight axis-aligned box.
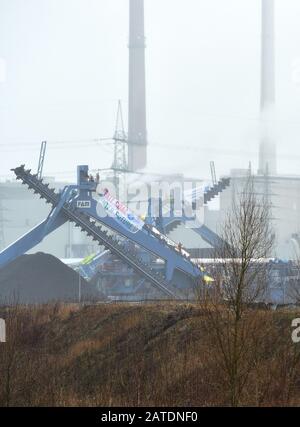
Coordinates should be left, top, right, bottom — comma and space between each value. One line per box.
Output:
0, 252, 99, 304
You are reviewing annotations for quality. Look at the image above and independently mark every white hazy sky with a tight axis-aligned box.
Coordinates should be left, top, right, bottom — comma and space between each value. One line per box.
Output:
1, 0, 300, 182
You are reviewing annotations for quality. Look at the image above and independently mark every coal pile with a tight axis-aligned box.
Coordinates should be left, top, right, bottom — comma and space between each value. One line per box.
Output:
0, 252, 102, 304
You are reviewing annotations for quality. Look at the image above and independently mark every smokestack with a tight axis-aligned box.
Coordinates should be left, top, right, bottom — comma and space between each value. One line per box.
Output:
128, 0, 147, 172
258, 0, 277, 175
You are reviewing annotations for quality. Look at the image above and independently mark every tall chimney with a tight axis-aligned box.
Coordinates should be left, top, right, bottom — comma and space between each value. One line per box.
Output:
128, 0, 147, 171
258, 0, 277, 175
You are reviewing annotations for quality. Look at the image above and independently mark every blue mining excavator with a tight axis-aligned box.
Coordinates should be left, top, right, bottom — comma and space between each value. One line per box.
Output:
0, 165, 229, 300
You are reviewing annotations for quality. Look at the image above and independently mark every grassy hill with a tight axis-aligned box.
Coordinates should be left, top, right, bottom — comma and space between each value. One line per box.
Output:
0, 302, 299, 406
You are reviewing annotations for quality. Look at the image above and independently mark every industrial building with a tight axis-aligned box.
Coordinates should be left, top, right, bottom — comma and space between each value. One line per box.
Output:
1, 0, 300, 302
171, 0, 300, 260
215, 170, 300, 260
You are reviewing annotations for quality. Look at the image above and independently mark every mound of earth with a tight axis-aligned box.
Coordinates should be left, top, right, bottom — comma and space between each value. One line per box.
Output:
0, 252, 103, 304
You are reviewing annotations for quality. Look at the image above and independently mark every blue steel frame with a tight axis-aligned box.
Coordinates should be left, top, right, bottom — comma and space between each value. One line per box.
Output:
0, 165, 210, 297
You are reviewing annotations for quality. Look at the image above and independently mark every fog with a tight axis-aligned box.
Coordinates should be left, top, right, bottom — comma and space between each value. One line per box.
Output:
1, 0, 300, 182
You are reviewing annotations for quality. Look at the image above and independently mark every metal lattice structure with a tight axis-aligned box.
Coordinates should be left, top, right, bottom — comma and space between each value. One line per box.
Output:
0, 165, 214, 299
112, 100, 128, 174
110, 100, 129, 199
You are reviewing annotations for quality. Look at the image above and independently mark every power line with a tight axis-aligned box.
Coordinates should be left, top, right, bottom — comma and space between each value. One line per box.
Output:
0, 137, 113, 148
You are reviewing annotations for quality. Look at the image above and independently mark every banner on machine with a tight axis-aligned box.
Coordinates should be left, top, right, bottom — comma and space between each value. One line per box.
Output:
98, 191, 144, 234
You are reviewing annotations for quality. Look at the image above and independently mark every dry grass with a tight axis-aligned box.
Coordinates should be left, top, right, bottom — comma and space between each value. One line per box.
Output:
0, 302, 299, 406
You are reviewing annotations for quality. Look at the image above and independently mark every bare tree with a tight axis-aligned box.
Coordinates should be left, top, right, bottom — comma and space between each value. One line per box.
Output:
0, 298, 23, 406
200, 175, 274, 406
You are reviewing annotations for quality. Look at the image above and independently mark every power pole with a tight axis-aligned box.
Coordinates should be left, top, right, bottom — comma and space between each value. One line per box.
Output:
0, 200, 6, 250
78, 274, 81, 304
112, 100, 128, 198
210, 161, 217, 186
37, 140, 47, 180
